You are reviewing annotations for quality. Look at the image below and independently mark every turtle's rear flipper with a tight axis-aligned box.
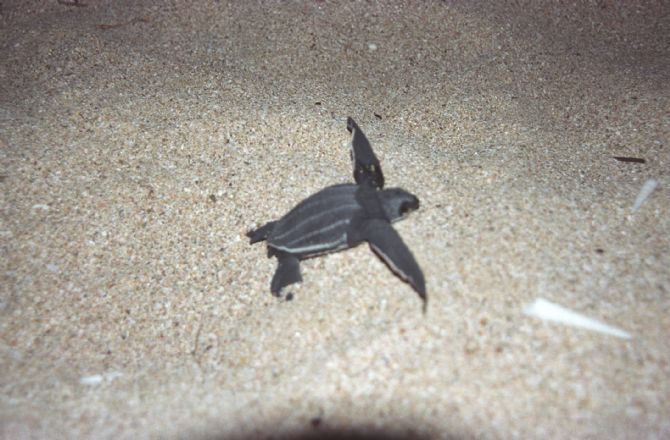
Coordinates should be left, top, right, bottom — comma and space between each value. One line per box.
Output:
347, 117, 384, 189
362, 219, 426, 304
246, 221, 277, 244
270, 251, 302, 296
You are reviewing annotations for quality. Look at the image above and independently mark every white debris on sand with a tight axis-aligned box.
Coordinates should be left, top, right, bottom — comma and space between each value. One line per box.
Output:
523, 298, 632, 339
632, 178, 658, 212
46, 263, 60, 273
79, 371, 124, 386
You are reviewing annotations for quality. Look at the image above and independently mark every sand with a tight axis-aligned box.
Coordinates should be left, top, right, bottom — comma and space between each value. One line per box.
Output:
1, 1, 669, 439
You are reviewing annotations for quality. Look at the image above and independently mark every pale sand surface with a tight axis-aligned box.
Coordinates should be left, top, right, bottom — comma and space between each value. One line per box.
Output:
1, 1, 669, 439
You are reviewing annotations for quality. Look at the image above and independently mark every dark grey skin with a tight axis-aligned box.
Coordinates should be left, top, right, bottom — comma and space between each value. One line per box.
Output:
347, 117, 384, 189
247, 118, 426, 308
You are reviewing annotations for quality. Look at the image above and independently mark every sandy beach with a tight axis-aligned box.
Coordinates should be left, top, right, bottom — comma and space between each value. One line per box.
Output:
1, 1, 669, 438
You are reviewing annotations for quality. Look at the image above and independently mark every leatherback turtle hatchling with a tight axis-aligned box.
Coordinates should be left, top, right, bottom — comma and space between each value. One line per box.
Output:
246, 117, 426, 306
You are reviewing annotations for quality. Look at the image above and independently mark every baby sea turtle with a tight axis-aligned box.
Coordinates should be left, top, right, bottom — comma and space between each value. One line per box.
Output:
246, 117, 426, 307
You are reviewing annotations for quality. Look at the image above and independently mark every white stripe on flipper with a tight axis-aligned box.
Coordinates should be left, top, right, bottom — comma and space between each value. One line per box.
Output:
273, 232, 348, 254
370, 242, 411, 283
285, 218, 351, 247
272, 202, 358, 241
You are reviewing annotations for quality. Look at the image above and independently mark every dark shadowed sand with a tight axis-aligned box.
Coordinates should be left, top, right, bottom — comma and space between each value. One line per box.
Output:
1, 1, 669, 438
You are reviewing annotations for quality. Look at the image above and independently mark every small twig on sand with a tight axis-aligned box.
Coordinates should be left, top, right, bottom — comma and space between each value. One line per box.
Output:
57, 0, 88, 7
97, 17, 149, 30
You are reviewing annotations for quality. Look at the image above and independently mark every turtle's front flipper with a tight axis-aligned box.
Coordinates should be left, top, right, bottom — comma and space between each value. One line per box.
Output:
270, 251, 302, 296
362, 219, 426, 304
346, 117, 384, 189
246, 221, 277, 244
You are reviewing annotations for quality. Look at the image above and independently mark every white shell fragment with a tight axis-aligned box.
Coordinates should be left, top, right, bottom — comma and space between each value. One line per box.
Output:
79, 371, 124, 386
523, 298, 632, 339
79, 375, 104, 386
631, 178, 658, 212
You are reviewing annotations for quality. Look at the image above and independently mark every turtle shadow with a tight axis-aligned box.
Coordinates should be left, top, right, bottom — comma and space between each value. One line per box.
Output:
194, 424, 459, 440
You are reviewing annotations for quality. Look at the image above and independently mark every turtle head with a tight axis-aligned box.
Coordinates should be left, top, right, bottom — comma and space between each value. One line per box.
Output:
380, 188, 420, 222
